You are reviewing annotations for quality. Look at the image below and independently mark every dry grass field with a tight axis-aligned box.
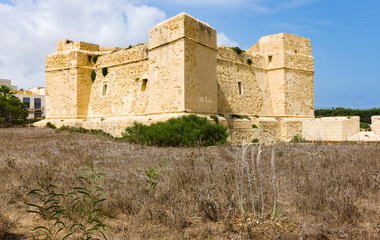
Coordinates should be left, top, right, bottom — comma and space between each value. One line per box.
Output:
0, 127, 379, 239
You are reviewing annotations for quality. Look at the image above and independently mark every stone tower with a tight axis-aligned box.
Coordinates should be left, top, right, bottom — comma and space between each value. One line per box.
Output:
148, 13, 218, 114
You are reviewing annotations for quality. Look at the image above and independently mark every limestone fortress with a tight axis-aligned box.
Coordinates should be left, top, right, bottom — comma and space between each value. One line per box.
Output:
37, 12, 379, 142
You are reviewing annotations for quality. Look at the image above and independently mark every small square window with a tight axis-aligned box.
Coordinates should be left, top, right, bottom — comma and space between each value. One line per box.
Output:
102, 84, 108, 96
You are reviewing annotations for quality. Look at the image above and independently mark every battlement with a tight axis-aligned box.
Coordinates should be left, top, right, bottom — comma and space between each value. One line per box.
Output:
56, 39, 100, 52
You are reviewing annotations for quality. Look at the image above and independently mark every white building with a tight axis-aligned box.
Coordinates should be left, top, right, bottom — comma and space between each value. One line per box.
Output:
0, 79, 45, 119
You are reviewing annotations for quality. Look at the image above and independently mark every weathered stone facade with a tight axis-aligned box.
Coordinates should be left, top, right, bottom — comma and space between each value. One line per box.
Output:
39, 13, 316, 142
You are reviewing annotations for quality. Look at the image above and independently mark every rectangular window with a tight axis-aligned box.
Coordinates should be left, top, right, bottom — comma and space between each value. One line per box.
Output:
268, 55, 273, 64
238, 82, 242, 94
23, 97, 30, 109
141, 79, 147, 92
34, 111, 42, 119
34, 98, 41, 109
102, 84, 108, 96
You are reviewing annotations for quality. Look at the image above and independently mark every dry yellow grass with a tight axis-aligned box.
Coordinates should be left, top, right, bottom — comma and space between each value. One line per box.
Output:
0, 127, 379, 239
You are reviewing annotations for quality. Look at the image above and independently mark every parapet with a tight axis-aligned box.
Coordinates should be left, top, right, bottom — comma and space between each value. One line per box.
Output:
149, 12, 217, 50
56, 39, 99, 52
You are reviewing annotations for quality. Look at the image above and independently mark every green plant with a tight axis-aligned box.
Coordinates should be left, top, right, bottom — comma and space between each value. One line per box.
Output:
251, 138, 259, 143
229, 47, 245, 55
46, 122, 57, 129
25, 178, 67, 239
230, 113, 244, 119
92, 55, 100, 64
102, 67, 108, 77
247, 59, 252, 65
125, 45, 132, 50
210, 115, 219, 124
252, 124, 258, 128
145, 161, 168, 192
290, 134, 308, 143
0, 88, 29, 126
66, 160, 110, 239
59, 126, 113, 138
91, 71, 97, 82
25, 161, 110, 239
360, 122, 370, 130
122, 114, 228, 147
135, 78, 140, 82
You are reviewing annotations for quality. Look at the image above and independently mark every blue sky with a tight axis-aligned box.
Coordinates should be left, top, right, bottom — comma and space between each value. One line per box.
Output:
0, 0, 379, 109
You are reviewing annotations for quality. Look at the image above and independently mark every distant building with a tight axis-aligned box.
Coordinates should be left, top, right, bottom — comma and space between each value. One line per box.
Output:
0, 79, 45, 119
0, 79, 17, 90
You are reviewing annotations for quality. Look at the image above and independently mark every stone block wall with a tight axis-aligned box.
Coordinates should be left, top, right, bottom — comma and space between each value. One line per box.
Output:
372, 116, 380, 135
303, 117, 360, 141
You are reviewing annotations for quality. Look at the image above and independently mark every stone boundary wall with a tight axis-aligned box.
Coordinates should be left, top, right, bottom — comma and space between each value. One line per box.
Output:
303, 117, 360, 141
372, 116, 380, 135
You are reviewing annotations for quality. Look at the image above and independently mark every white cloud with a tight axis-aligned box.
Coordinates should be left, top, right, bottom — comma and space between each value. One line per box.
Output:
0, 0, 165, 89
217, 32, 239, 47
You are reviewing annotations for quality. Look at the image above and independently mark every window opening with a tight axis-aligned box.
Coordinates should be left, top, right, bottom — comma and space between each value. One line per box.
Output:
268, 55, 273, 64
238, 82, 242, 94
102, 84, 108, 96
141, 79, 147, 92
23, 97, 30, 109
34, 98, 41, 109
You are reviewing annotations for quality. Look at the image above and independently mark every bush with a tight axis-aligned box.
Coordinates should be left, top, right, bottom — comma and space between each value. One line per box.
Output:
247, 59, 252, 65
252, 124, 258, 128
59, 125, 113, 138
102, 67, 108, 77
121, 114, 229, 147
210, 115, 219, 124
91, 71, 97, 82
360, 122, 370, 130
92, 55, 100, 64
290, 134, 308, 143
0, 90, 29, 126
229, 47, 245, 55
230, 113, 244, 119
45, 122, 57, 129
315, 107, 380, 124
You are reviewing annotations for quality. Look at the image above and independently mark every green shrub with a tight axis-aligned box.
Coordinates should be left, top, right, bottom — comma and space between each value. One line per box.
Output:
247, 59, 252, 65
0, 88, 29, 126
314, 107, 380, 124
121, 114, 229, 147
91, 71, 97, 82
145, 161, 167, 192
25, 161, 110, 239
102, 67, 108, 77
59, 125, 113, 138
92, 55, 100, 64
290, 134, 308, 143
229, 47, 245, 55
360, 122, 370, 130
210, 115, 219, 124
45, 122, 57, 129
125, 45, 132, 50
251, 138, 259, 143
230, 113, 244, 119
252, 124, 258, 128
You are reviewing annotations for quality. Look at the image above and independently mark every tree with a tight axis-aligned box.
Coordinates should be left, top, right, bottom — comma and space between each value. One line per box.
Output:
0, 85, 15, 99
0, 85, 28, 125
